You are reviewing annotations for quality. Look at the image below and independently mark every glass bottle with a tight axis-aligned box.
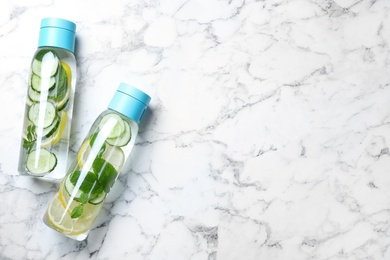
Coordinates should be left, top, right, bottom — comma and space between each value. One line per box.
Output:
43, 83, 151, 240
18, 18, 77, 180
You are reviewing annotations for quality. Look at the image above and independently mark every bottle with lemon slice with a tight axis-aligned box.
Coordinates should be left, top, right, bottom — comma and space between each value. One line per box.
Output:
18, 18, 77, 180
43, 83, 151, 240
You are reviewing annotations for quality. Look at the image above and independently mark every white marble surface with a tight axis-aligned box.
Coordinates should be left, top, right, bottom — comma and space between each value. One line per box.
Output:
1, 0, 390, 259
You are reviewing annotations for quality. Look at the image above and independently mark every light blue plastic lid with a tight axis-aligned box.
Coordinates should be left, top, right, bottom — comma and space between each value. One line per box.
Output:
38, 18, 76, 53
108, 83, 151, 124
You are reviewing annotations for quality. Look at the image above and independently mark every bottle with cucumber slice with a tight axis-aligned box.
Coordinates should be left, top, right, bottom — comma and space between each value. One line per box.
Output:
18, 18, 77, 180
43, 83, 151, 241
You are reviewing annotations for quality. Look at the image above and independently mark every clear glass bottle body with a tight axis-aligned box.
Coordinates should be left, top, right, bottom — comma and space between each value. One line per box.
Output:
18, 47, 77, 179
43, 109, 139, 240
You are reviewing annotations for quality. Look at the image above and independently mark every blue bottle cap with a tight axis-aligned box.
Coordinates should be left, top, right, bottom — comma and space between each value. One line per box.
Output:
108, 83, 151, 124
38, 18, 76, 53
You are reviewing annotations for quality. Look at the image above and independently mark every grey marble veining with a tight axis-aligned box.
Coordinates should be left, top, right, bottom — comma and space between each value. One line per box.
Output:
1, 0, 390, 259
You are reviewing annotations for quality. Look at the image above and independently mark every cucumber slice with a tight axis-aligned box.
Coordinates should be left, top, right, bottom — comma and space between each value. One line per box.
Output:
98, 113, 125, 139
32, 50, 59, 77
26, 148, 57, 175
40, 116, 60, 139
89, 191, 106, 205
28, 86, 41, 103
101, 145, 125, 172
40, 110, 67, 148
31, 74, 56, 92
106, 120, 131, 147
64, 173, 82, 199
28, 101, 57, 128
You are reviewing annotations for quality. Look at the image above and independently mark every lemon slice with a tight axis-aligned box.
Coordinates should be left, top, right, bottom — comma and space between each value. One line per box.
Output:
46, 193, 89, 235
47, 191, 103, 235
40, 110, 67, 148
58, 181, 68, 209
77, 139, 91, 169
77, 132, 109, 169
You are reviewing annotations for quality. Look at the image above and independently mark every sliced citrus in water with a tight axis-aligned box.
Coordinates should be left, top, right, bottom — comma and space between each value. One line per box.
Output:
58, 181, 68, 209
46, 193, 89, 235
77, 139, 91, 169
77, 133, 108, 169
47, 192, 103, 235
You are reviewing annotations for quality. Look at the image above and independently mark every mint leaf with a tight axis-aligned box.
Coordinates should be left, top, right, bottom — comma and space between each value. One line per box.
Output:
91, 182, 104, 199
71, 204, 83, 218
69, 170, 99, 194
23, 138, 34, 152
57, 65, 67, 93
89, 132, 106, 156
49, 65, 67, 102
31, 126, 37, 140
92, 158, 118, 193
26, 125, 36, 142
78, 192, 89, 204
90, 132, 98, 146
23, 138, 31, 148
